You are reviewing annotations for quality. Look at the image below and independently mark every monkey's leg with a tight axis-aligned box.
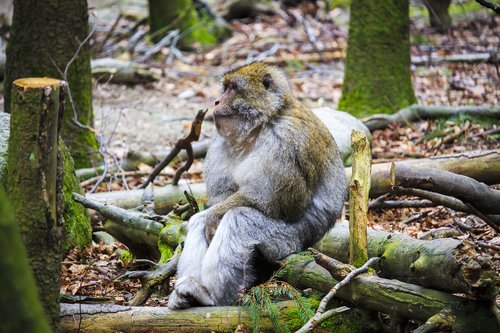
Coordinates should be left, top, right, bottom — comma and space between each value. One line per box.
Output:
168, 211, 211, 309
176, 211, 209, 279
200, 207, 306, 305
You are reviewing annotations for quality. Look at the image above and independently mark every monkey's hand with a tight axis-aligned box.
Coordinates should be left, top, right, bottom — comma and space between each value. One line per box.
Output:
204, 210, 222, 243
203, 192, 253, 243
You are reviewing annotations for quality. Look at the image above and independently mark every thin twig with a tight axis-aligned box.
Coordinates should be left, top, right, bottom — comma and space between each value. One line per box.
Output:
139, 109, 207, 189
295, 257, 379, 333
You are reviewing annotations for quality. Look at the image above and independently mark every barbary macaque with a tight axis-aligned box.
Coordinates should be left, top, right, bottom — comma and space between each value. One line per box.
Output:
168, 62, 347, 309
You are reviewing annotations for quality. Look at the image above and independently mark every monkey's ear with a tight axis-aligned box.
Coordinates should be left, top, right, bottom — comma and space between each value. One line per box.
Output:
263, 73, 273, 90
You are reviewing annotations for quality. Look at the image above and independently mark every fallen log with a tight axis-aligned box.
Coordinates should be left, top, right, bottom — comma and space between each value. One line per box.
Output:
91, 58, 161, 84
60, 302, 279, 332
87, 150, 500, 208
315, 222, 496, 300
59, 254, 499, 332
79, 189, 497, 300
363, 104, 500, 131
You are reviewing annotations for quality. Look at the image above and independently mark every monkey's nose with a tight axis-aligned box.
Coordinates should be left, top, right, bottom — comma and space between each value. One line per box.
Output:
214, 100, 220, 106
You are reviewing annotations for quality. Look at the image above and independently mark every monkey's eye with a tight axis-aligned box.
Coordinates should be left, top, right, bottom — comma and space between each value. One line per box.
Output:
263, 74, 272, 90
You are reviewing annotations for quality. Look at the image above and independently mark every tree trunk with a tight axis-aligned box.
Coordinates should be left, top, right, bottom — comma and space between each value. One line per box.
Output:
148, 0, 230, 48
423, 0, 452, 32
6, 78, 65, 332
0, 189, 51, 333
60, 139, 92, 254
5, 0, 99, 168
339, 0, 416, 116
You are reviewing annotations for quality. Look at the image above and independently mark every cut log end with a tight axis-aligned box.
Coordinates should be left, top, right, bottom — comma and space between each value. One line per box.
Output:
13, 77, 63, 89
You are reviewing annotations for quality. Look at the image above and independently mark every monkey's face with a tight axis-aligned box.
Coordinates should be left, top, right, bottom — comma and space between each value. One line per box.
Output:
213, 62, 292, 139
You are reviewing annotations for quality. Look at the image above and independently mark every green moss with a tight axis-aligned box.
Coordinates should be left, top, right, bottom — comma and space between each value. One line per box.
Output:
60, 139, 92, 254
158, 214, 186, 264
0, 190, 52, 333
339, 0, 416, 117
120, 251, 134, 265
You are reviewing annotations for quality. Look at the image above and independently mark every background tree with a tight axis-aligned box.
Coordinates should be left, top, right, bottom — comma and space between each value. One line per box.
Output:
339, 0, 417, 117
423, 0, 452, 32
4, 0, 98, 168
148, 0, 230, 48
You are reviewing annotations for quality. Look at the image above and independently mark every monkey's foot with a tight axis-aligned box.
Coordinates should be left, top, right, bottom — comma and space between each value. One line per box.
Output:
167, 276, 215, 309
167, 289, 192, 310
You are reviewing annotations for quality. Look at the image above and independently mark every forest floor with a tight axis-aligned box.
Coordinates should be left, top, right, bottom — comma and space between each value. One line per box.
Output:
57, 1, 499, 309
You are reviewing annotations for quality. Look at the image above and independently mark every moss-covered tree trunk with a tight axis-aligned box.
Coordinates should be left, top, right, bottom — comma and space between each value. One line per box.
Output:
423, 0, 452, 32
0, 190, 52, 333
5, 0, 98, 168
60, 139, 92, 254
339, 0, 417, 117
148, 0, 230, 48
6, 78, 65, 332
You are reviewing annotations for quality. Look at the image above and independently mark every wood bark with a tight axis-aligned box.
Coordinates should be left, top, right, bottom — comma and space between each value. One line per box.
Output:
363, 104, 500, 131
348, 130, 370, 267
6, 78, 65, 332
423, 0, 452, 32
5, 0, 98, 168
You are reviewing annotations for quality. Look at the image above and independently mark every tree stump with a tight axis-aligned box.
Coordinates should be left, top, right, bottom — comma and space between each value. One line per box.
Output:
6, 77, 65, 332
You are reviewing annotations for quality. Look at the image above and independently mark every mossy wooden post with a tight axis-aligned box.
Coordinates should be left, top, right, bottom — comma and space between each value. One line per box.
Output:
348, 130, 371, 267
148, 0, 230, 48
423, 0, 452, 32
6, 78, 65, 332
339, 0, 416, 117
5, 0, 98, 168
0, 190, 51, 333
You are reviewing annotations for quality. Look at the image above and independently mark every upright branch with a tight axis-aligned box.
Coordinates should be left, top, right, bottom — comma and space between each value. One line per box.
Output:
140, 109, 207, 188
348, 130, 371, 267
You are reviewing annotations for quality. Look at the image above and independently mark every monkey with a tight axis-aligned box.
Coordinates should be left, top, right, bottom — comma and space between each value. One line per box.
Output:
168, 62, 347, 309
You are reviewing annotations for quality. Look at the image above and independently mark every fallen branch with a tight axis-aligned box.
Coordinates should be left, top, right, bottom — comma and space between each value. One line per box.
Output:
116, 246, 181, 306
390, 163, 500, 232
392, 187, 500, 229
139, 109, 207, 188
475, 0, 500, 13
363, 104, 500, 131
411, 52, 498, 65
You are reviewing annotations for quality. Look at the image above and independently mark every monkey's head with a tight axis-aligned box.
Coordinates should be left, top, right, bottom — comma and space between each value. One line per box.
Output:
213, 62, 294, 138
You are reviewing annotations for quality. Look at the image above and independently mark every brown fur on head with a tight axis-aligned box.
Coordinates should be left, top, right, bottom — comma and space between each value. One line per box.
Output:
212, 62, 295, 139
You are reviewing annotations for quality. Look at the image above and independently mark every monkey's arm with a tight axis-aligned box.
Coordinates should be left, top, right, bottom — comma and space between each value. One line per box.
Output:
204, 191, 253, 242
